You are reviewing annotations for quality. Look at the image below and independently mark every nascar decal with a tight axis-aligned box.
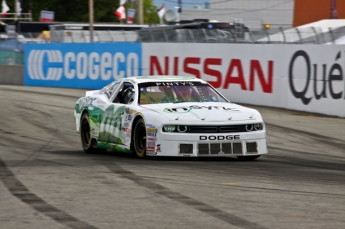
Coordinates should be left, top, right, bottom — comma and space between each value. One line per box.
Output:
99, 105, 126, 144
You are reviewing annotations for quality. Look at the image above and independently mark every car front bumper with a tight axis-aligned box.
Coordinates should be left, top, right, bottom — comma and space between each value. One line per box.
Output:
146, 131, 267, 157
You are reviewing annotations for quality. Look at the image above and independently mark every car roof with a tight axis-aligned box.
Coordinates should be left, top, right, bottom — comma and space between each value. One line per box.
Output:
121, 75, 207, 84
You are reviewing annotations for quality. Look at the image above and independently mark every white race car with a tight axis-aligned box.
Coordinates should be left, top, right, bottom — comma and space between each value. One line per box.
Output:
74, 76, 267, 160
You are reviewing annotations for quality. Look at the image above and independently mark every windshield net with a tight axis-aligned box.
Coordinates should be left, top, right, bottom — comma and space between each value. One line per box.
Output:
138, 81, 228, 105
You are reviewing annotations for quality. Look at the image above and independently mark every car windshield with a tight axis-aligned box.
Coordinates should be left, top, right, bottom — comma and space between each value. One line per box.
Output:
138, 81, 228, 105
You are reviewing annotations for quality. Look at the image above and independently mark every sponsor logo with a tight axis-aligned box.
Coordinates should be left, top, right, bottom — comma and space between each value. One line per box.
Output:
26, 46, 140, 82
27, 50, 63, 80
156, 144, 161, 152
199, 135, 240, 140
147, 146, 155, 150
147, 137, 156, 141
147, 132, 157, 137
289, 50, 345, 105
92, 130, 99, 137
127, 114, 133, 121
147, 142, 156, 147
146, 151, 157, 155
147, 128, 157, 133
155, 82, 194, 86
163, 125, 176, 132
164, 106, 239, 113
149, 56, 273, 92
99, 105, 126, 143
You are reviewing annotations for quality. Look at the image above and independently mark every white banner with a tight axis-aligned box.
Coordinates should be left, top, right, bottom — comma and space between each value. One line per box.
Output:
142, 44, 345, 117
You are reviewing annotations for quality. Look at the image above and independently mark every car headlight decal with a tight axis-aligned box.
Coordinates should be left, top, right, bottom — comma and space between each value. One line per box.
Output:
163, 125, 176, 132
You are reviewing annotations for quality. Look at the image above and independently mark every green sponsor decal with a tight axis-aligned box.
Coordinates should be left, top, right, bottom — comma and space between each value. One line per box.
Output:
163, 125, 176, 132
99, 105, 126, 144
164, 107, 192, 113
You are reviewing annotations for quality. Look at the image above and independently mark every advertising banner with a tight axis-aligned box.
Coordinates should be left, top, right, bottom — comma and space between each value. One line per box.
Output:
24, 43, 142, 89
142, 44, 345, 117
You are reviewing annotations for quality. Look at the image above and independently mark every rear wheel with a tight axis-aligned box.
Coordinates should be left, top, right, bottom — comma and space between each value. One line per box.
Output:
237, 155, 261, 161
132, 119, 147, 158
80, 113, 106, 154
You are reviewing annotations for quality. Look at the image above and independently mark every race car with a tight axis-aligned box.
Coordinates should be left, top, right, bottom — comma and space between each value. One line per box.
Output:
74, 76, 267, 160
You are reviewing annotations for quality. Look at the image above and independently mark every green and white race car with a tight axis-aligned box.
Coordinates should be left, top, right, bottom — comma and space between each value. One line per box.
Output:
74, 76, 267, 160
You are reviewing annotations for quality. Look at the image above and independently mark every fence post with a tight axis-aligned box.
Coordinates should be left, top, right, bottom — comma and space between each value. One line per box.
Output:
187, 29, 195, 42
229, 29, 237, 43
279, 27, 286, 44
328, 27, 335, 44
295, 27, 302, 44
121, 30, 128, 42
311, 27, 319, 44
162, 30, 168, 42
247, 28, 254, 43
201, 29, 208, 43
264, 28, 270, 43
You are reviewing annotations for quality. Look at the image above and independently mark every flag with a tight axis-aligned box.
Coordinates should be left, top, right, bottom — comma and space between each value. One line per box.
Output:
114, 0, 127, 21
15, 0, 22, 17
127, 8, 136, 24
157, 4, 165, 19
1, 0, 9, 17
114, 6, 126, 20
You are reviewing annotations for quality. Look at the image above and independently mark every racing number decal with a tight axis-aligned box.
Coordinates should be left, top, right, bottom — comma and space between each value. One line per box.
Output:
99, 105, 126, 144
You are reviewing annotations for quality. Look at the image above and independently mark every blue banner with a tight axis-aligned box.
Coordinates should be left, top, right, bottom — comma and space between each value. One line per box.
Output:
24, 43, 142, 89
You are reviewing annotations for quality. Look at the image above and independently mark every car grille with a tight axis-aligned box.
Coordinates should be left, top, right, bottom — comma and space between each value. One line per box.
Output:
189, 125, 246, 133
196, 142, 258, 155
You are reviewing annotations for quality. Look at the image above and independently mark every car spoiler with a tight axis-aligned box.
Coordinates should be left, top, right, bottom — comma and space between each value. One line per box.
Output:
85, 90, 100, 97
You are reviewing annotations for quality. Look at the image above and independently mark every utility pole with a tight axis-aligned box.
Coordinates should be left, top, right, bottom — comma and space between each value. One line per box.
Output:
137, 0, 143, 24
89, 0, 94, 42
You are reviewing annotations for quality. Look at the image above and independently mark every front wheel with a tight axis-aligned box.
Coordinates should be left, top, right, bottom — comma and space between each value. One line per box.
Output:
80, 113, 106, 154
132, 119, 147, 158
237, 155, 261, 161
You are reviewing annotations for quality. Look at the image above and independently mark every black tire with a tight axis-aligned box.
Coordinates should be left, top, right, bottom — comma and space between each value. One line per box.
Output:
132, 119, 147, 158
80, 113, 106, 154
237, 155, 261, 161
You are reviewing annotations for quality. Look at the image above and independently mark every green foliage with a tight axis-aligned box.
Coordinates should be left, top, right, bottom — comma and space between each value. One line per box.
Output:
17, 0, 159, 24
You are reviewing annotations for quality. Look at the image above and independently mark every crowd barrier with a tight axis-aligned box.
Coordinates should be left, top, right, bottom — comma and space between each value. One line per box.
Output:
1, 42, 345, 118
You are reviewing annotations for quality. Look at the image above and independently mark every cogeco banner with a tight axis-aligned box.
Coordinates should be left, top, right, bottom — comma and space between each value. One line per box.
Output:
24, 43, 142, 89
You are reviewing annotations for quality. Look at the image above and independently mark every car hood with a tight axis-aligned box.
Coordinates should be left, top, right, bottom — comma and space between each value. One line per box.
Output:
142, 102, 260, 122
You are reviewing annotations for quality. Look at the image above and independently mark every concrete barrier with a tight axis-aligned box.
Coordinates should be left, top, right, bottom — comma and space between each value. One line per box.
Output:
0, 65, 24, 86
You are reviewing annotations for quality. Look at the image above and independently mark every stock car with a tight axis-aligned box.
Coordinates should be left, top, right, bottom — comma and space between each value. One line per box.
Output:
74, 76, 267, 160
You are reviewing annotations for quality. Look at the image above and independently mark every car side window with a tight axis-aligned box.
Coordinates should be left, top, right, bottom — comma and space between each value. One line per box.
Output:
113, 82, 135, 104
105, 82, 120, 99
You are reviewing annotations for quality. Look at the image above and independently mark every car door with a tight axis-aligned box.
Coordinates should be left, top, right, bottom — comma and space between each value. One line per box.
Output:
99, 81, 135, 146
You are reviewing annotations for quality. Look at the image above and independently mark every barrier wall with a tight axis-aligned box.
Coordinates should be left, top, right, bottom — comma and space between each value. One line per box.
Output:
23, 43, 345, 118
24, 43, 142, 89
0, 65, 24, 85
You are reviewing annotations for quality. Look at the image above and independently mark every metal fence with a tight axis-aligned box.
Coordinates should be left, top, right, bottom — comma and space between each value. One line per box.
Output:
46, 26, 345, 44
1, 25, 345, 66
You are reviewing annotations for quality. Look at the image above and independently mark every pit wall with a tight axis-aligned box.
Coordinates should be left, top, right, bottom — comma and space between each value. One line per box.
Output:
4, 42, 345, 118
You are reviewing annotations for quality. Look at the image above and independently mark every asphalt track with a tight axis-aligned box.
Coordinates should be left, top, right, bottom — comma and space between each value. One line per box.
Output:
0, 85, 344, 229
